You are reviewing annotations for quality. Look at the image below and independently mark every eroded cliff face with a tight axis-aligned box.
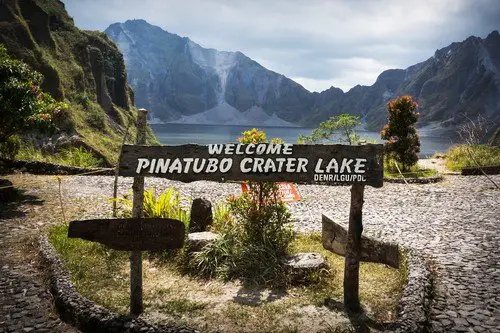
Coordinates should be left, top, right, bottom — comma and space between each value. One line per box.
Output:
107, 19, 500, 134
105, 19, 313, 126
0, 0, 150, 163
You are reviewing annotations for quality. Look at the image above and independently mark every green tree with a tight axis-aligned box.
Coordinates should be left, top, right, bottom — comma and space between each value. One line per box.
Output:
380, 95, 421, 171
0, 44, 60, 143
298, 114, 361, 145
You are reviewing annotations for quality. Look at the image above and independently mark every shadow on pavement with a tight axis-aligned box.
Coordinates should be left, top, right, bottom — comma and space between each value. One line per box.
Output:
0, 179, 43, 220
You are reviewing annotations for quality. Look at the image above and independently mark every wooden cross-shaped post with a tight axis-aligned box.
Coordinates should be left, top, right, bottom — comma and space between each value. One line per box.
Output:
343, 183, 365, 313
130, 108, 148, 315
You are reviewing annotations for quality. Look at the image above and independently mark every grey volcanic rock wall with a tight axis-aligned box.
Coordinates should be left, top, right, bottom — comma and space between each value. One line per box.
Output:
105, 20, 312, 125
106, 20, 500, 133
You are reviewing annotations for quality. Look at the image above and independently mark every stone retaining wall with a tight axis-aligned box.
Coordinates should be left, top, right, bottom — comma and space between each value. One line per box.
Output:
392, 249, 432, 333
40, 234, 433, 333
38, 236, 199, 333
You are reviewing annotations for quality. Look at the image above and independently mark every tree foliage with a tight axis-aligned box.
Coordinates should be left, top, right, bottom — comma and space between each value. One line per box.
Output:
298, 114, 361, 145
0, 44, 65, 143
380, 96, 420, 171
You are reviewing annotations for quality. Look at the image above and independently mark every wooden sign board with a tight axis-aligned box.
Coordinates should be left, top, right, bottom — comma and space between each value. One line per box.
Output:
68, 218, 185, 251
119, 143, 384, 188
241, 182, 301, 202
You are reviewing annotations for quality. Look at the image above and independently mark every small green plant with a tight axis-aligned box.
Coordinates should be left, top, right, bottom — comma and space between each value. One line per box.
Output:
117, 187, 190, 227
211, 201, 235, 234
445, 144, 500, 171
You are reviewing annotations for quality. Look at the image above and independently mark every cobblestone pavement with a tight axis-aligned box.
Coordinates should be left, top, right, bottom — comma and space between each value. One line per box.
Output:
1, 173, 499, 332
0, 183, 79, 332
292, 175, 500, 333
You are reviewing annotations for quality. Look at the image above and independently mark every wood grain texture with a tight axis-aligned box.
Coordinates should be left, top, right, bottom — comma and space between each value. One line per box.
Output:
322, 214, 400, 269
68, 218, 185, 251
119, 143, 384, 188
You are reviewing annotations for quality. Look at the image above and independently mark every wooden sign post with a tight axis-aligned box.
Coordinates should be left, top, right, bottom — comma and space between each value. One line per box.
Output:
119, 141, 384, 313
344, 183, 364, 312
130, 108, 148, 315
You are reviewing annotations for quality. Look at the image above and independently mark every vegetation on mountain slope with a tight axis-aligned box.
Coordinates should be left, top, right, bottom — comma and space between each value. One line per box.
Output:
0, 0, 157, 165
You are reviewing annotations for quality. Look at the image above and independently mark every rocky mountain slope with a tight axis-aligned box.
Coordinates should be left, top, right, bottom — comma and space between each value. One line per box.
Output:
0, 0, 155, 164
105, 20, 313, 126
106, 20, 500, 136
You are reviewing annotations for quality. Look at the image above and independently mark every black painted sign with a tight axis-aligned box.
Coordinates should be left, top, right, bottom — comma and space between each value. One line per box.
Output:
119, 143, 384, 188
68, 218, 185, 251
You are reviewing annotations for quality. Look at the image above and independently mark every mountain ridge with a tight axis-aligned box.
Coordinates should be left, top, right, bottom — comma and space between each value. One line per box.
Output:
106, 20, 500, 135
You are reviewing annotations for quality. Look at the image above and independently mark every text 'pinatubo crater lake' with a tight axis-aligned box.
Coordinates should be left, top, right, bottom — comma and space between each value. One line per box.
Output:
150, 124, 455, 158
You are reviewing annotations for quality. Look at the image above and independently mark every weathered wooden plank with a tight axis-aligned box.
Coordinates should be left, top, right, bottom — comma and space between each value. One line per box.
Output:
119, 143, 384, 188
322, 214, 400, 269
68, 218, 185, 251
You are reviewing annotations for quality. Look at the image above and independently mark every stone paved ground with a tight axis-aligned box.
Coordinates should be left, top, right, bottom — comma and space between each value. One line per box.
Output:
0, 173, 499, 332
0, 182, 79, 332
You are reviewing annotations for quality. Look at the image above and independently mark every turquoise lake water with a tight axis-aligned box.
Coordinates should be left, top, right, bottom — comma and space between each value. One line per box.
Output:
150, 124, 456, 157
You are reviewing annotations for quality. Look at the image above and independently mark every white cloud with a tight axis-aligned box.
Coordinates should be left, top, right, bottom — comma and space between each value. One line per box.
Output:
63, 0, 500, 92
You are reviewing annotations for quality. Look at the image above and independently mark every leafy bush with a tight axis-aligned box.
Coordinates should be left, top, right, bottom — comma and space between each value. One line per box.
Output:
381, 96, 420, 171
0, 135, 21, 159
190, 129, 294, 287
445, 144, 500, 171
0, 44, 61, 141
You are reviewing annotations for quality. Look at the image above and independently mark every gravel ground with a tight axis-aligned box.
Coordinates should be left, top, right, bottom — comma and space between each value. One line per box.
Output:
1, 172, 499, 332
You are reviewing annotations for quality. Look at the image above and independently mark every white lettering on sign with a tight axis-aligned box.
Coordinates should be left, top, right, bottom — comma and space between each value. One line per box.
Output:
136, 157, 367, 176
208, 143, 294, 156
314, 174, 367, 182
314, 158, 366, 174
122, 143, 383, 186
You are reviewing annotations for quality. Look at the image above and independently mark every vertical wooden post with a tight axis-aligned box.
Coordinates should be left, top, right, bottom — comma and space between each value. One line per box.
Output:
130, 108, 148, 315
113, 121, 131, 217
344, 183, 365, 313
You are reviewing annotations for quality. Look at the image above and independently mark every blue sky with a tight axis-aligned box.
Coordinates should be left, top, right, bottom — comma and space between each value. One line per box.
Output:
63, 0, 500, 92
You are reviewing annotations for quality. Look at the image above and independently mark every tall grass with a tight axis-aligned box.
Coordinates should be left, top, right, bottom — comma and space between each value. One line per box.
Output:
16, 143, 103, 168
48, 224, 129, 312
383, 157, 438, 178
445, 144, 500, 171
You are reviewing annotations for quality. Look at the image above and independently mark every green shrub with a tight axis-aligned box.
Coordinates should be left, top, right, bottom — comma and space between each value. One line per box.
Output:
0, 43, 58, 141
381, 96, 420, 171
85, 102, 107, 130
190, 129, 294, 287
117, 187, 190, 228
445, 144, 500, 171
57, 146, 104, 168
0, 135, 21, 159
211, 201, 235, 234
190, 232, 240, 280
